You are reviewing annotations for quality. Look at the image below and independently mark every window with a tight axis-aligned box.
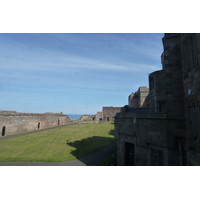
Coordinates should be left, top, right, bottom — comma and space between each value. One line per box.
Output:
182, 34, 198, 75
125, 142, 135, 166
158, 101, 166, 113
187, 100, 200, 141
150, 148, 164, 166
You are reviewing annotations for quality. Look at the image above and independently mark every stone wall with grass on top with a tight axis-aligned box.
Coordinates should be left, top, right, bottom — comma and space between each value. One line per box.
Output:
79, 115, 93, 121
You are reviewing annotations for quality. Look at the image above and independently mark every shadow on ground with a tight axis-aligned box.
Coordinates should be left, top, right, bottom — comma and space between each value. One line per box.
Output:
0, 127, 117, 166
67, 130, 117, 166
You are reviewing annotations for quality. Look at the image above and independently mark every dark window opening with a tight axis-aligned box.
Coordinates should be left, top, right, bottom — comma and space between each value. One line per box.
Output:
188, 102, 200, 141
182, 34, 198, 75
38, 122, 40, 129
107, 117, 109, 121
150, 148, 164, 166
158, 101, 166, 113
58, 120, 60, 125
125, 142, 135, 166
2, 126, 6, 136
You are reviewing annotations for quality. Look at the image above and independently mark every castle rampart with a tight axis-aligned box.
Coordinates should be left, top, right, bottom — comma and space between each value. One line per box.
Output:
128, 86, 149, 108
102, 107, 122, 121
0, 111, 71, 137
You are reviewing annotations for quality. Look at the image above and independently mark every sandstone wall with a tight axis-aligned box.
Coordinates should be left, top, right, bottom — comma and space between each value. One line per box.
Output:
79, 115, 92, 121
102, 107, 122, 121
0, 111, 71, 137
114, 111, 185, 166
128, 86, 149, 108
114, 34, 187, 166
94, 112, 103, 121
180, 33, 200, 165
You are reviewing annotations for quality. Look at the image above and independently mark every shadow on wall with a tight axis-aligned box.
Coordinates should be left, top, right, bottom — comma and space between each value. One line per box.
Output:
142, 93, 150, 108
67, 130, 116, 166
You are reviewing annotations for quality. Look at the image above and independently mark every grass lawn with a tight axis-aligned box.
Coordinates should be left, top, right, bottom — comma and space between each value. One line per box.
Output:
0, 122, 115, 162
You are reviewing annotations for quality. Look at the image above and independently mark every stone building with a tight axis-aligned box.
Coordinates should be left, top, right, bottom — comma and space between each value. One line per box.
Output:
102, 107, 122, 121
115, 33, 200, 166
180, 34, 200, 165
0, 111, 71, 137
94, 107, 122, 121
94, 112, 103, 121
128, 86, 149, 108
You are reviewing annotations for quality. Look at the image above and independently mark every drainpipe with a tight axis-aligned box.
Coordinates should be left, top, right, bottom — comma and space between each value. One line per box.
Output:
178, 141, 183, 166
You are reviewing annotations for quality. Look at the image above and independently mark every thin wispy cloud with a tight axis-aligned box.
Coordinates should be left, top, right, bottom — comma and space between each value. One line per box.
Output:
0, 33, 163, 87
1, 53, 160, 75
0, 33, 164, 114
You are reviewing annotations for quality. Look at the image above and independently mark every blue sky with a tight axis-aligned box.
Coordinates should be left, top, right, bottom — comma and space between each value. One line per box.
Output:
0, 33, 164, 114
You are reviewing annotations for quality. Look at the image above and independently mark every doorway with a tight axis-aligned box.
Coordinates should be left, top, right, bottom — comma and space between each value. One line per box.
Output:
2, 126, 6, 136
38, 122, 40, 129
125, 142, 135, 166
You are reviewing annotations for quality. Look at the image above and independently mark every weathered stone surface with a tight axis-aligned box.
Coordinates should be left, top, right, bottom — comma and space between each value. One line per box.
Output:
180, 33, 200, 165
102, 107, 122, 121
94, 112, 103, 121
128, 86, 149, 108
0, 111, 71, 136
79, 115, 92, 121
114, 33, 190, 166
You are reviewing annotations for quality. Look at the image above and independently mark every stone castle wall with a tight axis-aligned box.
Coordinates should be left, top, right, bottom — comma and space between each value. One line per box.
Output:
128, 86, 149, 108
114, 33, 188, 166
180, 33, 200, 165
0, 111, 71, 137
79, 115, 92, 121
102, 107, 122, 121
94, 112, 103, 121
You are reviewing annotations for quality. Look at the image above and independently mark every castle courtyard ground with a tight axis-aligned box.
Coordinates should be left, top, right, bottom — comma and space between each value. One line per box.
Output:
0, 123, 117, 166
0, 141, 116, 166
